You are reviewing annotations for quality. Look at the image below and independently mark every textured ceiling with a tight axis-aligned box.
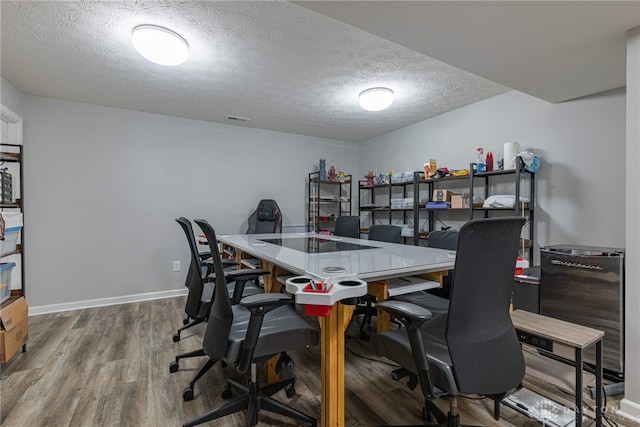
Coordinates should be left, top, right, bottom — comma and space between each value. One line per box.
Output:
298, 1, 640, 104
0, 1, 509, 142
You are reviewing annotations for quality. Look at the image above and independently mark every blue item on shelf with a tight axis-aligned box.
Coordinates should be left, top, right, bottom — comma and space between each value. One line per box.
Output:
426, 202, 450, 209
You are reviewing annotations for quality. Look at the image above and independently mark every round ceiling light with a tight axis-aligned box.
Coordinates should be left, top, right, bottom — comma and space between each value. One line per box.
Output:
132, 25, 189, 66
359, 87, 394, 111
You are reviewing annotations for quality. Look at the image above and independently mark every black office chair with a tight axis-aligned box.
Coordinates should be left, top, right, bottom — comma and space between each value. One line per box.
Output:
171, 218, 267, 401
356, 224, 403, 338
247, 199, 283, 234
173, 217, 239, 342
241, 199, 283, 271
334, 215, 360, 238
184, 219, 319, 427
392, 229, 459, 316
372, 217, 526, 426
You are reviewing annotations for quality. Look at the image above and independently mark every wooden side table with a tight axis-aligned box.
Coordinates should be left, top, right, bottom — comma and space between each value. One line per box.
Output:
510, 310, 604, 427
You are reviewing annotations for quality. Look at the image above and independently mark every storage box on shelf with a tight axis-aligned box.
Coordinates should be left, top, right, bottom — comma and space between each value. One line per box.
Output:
0, 262, 15, 303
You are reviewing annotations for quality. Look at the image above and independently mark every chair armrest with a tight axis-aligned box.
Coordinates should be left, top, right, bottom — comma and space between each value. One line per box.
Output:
227, 269, 269, 281
377, 300, 433, 325
198, 251, 212, 261
240, 293, 292, 311
236, 293, 295, 373
377, 300, 437, 397
203, 257, 236, 268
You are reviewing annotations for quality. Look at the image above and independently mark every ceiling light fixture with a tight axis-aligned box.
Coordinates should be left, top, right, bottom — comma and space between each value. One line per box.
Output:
132, 25, 189, 66
359, 87, 394, 111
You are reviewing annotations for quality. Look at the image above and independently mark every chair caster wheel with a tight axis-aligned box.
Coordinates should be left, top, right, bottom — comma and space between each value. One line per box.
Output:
169, 361, 179, 373
173, 333, 180, 342
183, 387, 194, 401
221, 385, 233, 399
285, 384, 296, 398
183, 318, 190, 325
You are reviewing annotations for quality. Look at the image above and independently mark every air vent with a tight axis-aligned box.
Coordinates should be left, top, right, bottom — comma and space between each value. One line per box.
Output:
227, 115, 250, 122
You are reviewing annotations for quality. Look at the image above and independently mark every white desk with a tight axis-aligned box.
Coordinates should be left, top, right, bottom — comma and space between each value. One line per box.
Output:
218, 232, 455, 427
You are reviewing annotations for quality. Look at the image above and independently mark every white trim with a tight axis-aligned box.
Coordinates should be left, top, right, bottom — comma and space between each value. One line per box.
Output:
618, 398, 640, 424
1, 104, 23, 145
28, 288, 188, 316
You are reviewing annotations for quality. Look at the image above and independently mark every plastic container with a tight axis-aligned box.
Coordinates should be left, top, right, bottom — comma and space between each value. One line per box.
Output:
0, 262, 16, 303
1, 226, 22, 257
476, 148, 485, 173
485, 151, 494, 172
302, 283, 334, 317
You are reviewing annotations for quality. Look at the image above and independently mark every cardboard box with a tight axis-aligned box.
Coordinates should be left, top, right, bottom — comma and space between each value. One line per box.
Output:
0, 296, 28, 363
451, 194, 464, 209
432, 189, 453, 202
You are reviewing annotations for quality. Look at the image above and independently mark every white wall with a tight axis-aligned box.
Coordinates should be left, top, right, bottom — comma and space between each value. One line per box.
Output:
621, 26, 640, 423
358, 89, 627, 259
1, 77, 23, 117
22, 95, 358, 308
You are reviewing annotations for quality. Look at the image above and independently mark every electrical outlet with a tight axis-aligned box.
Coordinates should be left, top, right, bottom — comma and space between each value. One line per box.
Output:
172, 261, 181, 272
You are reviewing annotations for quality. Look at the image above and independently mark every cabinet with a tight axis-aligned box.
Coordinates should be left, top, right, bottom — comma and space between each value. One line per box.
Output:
308, 171, 352, 234
1, 143, 25, 301
358, 158, 535, 261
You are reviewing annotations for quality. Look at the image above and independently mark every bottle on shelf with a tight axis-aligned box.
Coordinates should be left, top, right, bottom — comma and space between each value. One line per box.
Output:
485, 151, 494, 172
476, 147, 485, 173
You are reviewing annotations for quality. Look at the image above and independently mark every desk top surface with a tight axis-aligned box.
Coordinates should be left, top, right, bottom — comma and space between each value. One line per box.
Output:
511, 310, 605, 349
218, 232, 455, 281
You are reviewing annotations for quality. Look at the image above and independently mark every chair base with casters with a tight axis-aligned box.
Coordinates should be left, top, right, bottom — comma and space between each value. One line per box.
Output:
184, 363, 316, 427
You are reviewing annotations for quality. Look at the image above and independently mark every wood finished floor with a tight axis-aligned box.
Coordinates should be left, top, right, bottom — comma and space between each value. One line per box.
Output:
1, 297, 637, 427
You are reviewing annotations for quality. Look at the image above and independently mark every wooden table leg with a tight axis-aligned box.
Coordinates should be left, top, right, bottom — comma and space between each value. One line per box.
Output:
367, 281, 389, 334
319, 302, 354, 427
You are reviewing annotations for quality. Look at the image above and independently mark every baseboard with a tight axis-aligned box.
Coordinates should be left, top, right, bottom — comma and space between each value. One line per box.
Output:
28, 288, 188, 316
618, 398, 640, 424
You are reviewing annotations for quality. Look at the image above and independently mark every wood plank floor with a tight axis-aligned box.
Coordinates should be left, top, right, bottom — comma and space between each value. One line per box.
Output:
1, 297, 637, 426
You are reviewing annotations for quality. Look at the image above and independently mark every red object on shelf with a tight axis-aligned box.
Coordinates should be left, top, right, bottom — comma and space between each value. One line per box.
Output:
485, 151, 494, 172
302, 283, 334, 317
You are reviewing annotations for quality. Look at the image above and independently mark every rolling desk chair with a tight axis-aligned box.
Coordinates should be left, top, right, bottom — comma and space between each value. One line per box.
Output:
372, 217, 526, 425
241, 199, 283, 271
334, 215, 360, 238
173, 217, 239, 342
171, 218, 267, 401
184, 219, 319, 427
356, 224, 402, 338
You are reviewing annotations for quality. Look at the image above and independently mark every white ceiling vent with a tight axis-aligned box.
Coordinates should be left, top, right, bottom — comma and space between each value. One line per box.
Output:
227, 115, 250, 122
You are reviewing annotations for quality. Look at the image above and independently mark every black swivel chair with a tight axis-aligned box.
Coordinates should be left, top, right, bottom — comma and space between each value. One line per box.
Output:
171, 218, 267, 401
334, 215, 360, 238
356, 224, 403, 338
173, 217, 239, 342
372, 217, 526, 426
184, 219, 319, 427
392, 229, 459, 316
241, 199, 283, 271
247, 199, 283, 234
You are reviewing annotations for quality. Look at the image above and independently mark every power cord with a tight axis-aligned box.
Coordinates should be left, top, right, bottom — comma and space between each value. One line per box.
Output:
345, 345, 399, 368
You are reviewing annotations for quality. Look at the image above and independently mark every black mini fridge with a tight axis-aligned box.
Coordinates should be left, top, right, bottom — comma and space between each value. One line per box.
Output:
540, 245, 624, 378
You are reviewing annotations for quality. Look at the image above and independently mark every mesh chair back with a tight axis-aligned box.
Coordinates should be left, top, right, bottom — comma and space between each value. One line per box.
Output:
247, 199, 283, 234
176, 217, 206, 317
194, 219, 234, 362
334, 216, 360, 238
368, 224, 402, 243
446, 217, 525, 395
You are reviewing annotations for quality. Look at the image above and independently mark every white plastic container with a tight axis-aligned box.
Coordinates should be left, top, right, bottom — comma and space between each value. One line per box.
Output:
0, 262, 16, 303
1, 211, 23, 257
1, 226, 22, 257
